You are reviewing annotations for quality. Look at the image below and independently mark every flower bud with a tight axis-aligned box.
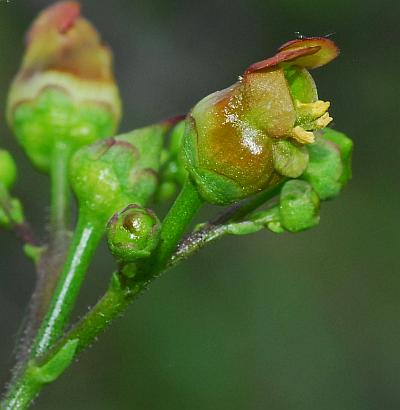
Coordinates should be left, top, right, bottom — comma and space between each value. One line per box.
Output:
156, 120, 188, 202
278, 180, 320, 232
7, 2, 121, 171
301, 128, 353, 200
183, 37, 339, 204
107, 205, 161, 262
163, 121, 188, 186
0, 149, 17, 190
69, 124, 164, 222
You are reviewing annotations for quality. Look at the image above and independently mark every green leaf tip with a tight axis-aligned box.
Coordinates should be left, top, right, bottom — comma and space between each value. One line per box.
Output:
32, 339, 79, 384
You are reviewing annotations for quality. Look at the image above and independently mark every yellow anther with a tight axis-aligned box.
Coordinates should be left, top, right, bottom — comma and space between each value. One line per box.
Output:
315, 112, 333, 129
295, 100, 331, 119
290, 126, 315, 144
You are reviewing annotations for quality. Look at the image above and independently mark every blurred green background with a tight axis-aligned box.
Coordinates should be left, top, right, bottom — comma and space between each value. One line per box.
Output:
0, 0, 399, 409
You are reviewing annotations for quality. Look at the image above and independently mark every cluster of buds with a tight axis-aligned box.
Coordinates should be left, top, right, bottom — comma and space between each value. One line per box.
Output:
183, 37, 339, 204
6, 1, 121, 172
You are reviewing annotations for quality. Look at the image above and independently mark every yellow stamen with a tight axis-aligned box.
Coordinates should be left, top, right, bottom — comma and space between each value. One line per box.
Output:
290, 126, 315, 144
295, 100, 330, 119
315, 112, 333, 129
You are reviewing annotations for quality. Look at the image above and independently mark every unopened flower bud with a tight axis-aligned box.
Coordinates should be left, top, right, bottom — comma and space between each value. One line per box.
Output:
156, 120, 188, 202
107, 205, 161, 262
321, 127, 353, 186
0, 150, 17, 190
7, 2, 121, 171
278, 180, 320, 232
70, 125, 165, 222
302, 128, 353, 200
183, 37, 338, 204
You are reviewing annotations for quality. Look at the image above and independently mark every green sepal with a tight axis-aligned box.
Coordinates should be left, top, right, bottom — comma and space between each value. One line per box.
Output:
12, 88, 116, 172
31, 339, 78, 384
284, 66, 318, 103
272, 139, 309, 178
118, 124, 166, 204
279, 180, 320, 232
301, 135, 344, 200
190, 168, 245, 205
321, 127, 353, 185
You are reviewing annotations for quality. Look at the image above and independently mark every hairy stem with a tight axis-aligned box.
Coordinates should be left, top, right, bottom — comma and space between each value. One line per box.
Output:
31, 212, 103, 357
171, 182, 285, 266
1, 369, 41, 410
50, 142, 72, 240
22, 142, 74, 349
1, 179, 203, 409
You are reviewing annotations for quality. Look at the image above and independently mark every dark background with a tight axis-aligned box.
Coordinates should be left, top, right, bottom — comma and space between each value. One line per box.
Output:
0, 0, 399, 409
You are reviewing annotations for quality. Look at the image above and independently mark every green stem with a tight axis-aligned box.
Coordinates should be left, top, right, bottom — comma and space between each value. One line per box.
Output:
31, 212, 103, 357
170, 182, 285, 266
214, 179, 285, 225
144, 178, 203, 275
44, 272, 143, 359
50, 142, 72, 239
1, 369, 41, 410
45, 179, 202, 360
1, 180, 203, 409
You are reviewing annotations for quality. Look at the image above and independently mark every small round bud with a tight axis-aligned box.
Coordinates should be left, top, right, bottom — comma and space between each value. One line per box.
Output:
182, 37, 339, 205
7, 2, 121, 172
107, 205, 161, 262
301, 128, 352, 200
279, 180, 320, 232
0, 150, 17, 190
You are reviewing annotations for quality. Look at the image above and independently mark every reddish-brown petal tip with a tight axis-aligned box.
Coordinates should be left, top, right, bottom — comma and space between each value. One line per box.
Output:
245, 46, 320, 74
26, 1, 81, 43
278, 36, 339, 68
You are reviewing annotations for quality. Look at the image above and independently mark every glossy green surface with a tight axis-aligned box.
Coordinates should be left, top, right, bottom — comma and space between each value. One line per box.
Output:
11, 88, 116, 172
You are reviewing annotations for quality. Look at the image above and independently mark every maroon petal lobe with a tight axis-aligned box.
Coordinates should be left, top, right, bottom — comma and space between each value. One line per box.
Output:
245, 46, 320, 74
279, 36, 339, 68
